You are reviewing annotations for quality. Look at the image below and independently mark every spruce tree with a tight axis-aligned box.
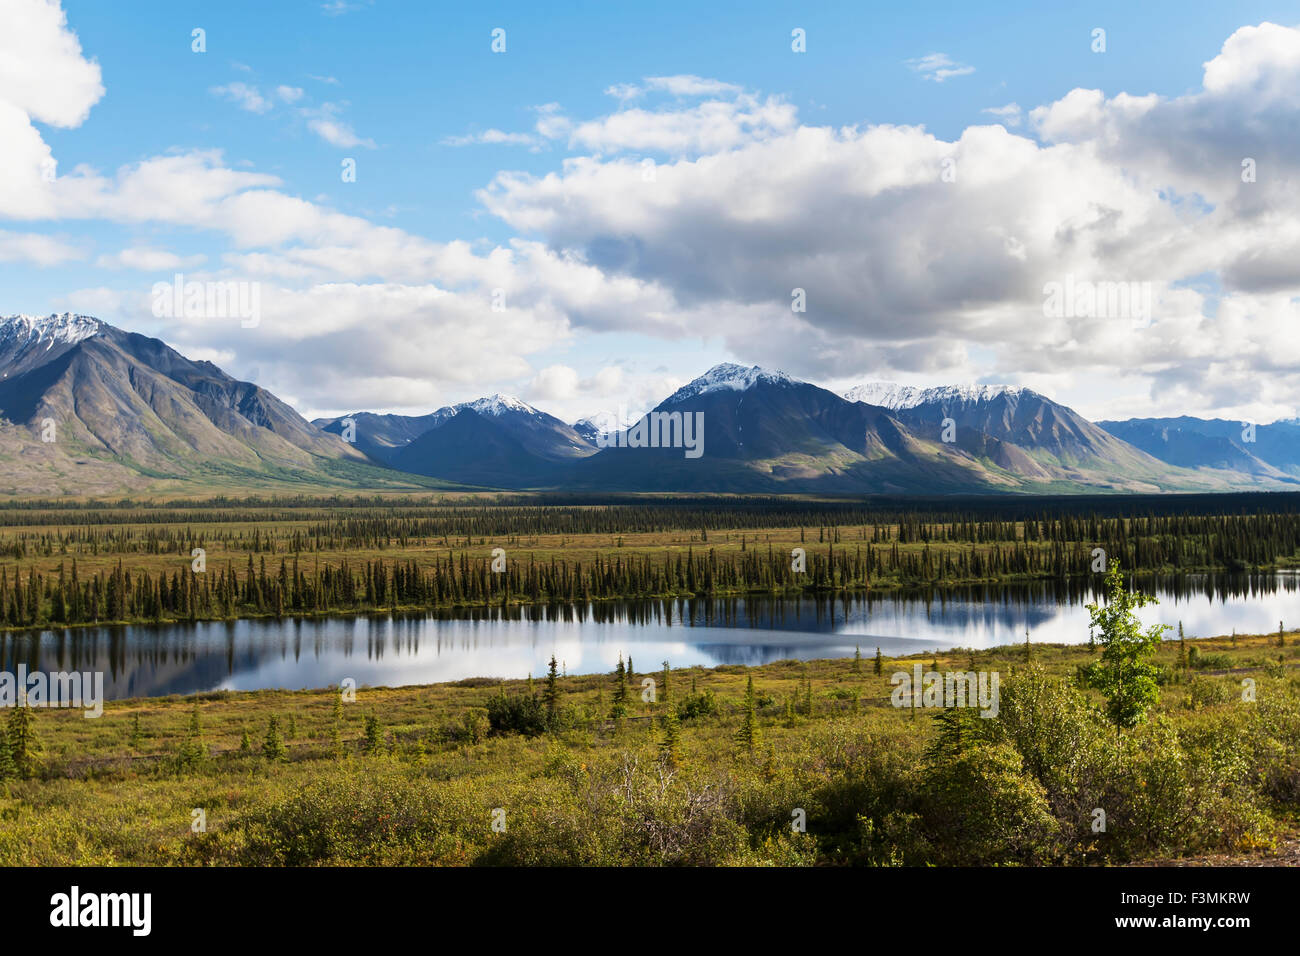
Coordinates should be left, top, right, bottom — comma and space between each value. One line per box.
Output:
7, 705, 37, 779
660, 661, 671, 705
0, 727, 14, 780
543, 655, 561, 729
737, 675, 759, 754
610, 655, 629, 718
852, 646, 861, 673
363, 714, 383, 755
263, 715, 287, 761
873, 647, 883, 676
177, 700, 205, 771
659, 707, 681, 768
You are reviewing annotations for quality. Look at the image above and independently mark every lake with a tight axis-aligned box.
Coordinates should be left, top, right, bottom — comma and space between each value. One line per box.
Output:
3, 573, 1298, 700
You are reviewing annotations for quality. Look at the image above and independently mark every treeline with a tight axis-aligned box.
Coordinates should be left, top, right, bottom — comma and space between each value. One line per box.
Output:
3, 500, 1300, 562
3, 518, 1295, 628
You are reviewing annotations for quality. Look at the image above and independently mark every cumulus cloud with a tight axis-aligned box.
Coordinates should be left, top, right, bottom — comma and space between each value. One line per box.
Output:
475, 24, 1300, 420
4, 3, 1300, 423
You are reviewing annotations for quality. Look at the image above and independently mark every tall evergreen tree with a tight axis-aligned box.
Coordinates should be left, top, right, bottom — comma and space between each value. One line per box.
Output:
543, 654, 561, 729
263, 715, 287, 761
7, 705, 38, 780
659, 707, 681, 768
737, 675, 759, 754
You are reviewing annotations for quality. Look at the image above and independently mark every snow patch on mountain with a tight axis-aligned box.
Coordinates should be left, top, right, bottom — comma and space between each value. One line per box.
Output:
666, 363, 795, 403
846, 382, 1029, 409
0, 313, 102, 350
459, 393, 538, 417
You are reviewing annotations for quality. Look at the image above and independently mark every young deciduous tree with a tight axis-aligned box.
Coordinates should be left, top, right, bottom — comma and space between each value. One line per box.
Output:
1086, 561, 1170, 730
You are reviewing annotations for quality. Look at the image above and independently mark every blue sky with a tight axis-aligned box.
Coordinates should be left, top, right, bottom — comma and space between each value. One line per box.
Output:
3, 0, 1300, 423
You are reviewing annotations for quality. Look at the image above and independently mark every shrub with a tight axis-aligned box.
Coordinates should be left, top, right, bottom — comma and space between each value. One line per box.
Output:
486, 691, 546, 737
676, 690, 718, 721
920, 740, 1060, 865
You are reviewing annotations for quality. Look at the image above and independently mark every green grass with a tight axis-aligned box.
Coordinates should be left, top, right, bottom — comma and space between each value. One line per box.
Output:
2, 628, 1297, 866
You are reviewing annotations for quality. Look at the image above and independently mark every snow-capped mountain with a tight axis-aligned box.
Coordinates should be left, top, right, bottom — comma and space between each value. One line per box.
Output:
0, 314, 368, 495
1, 313, 105, 378
389, 396, 596, 486
665, 363, 795, 403
0, 313, 103, 348
1, 314, 1290, 495
315, 393, 578, 467
845, 382, 1029, 410
845, 378, 1177, 481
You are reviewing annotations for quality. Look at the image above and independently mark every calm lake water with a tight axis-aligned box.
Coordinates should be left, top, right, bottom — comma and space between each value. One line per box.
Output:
3, 573, 1298, 700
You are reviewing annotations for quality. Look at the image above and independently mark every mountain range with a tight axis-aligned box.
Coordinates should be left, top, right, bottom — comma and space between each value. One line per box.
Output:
2, 313, 1296, 496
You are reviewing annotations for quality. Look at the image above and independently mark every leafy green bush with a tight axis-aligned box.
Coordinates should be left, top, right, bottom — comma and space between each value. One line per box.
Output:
486, 692, 546, 737
920, 740, 1060, 865
677, 690, 719, 721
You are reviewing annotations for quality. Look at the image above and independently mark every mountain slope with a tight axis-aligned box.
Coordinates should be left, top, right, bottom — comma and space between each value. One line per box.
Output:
1098, 417, 1300, 481
0, 313, 407, 495
843, 380, 1195, 489
387, 396, 596, 486
568, 364, 1050, 493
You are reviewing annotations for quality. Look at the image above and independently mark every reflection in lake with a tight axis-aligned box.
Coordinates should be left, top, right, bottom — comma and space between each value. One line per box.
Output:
2, 572, 1297, 700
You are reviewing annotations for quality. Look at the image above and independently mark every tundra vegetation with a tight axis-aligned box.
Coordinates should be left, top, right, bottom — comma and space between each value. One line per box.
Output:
0, 619, 1296, 866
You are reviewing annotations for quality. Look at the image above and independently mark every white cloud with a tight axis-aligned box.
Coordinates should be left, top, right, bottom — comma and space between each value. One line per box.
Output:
528, 364, 580, 400
276, 85, 305, 104
907, 53, 975, 82
556, 94, 798, 155
211, 82, 273, 114
6, 4, 1300, 423
302, 103, 375, 148
0, 229, 81, 264
607, 75, 744, 100
982, 103, 1022, 126
95, 247, 206, 271
0, 0, 103, 127
443, 128, 540, 148
478, 24, 1300, 419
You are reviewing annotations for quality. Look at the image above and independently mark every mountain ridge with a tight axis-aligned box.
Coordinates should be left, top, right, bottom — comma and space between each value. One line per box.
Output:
2, 316, 1295, 496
